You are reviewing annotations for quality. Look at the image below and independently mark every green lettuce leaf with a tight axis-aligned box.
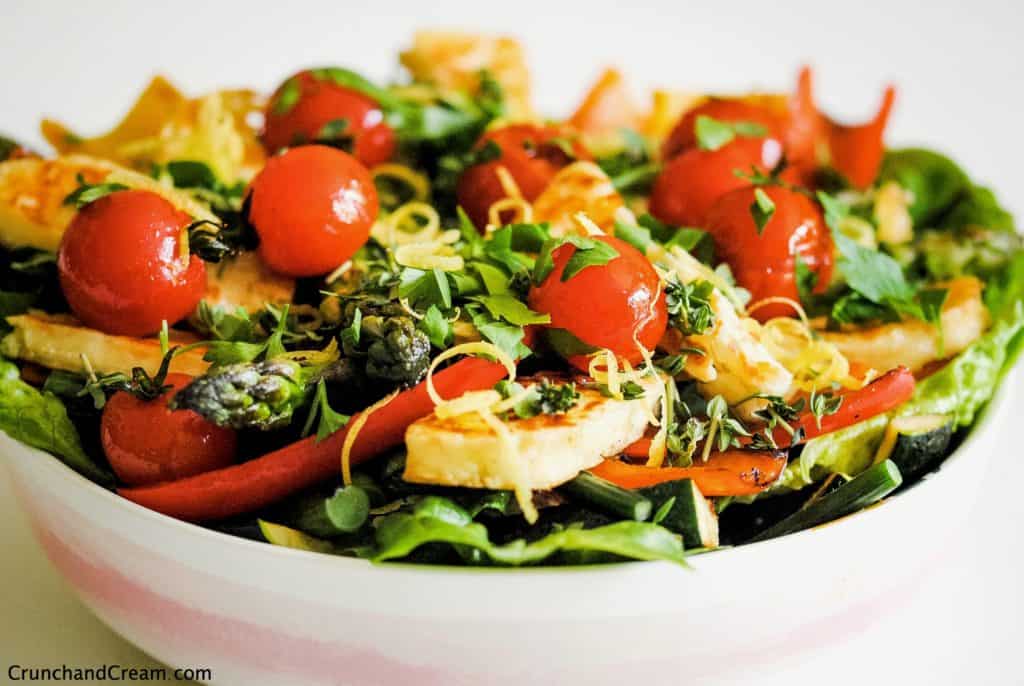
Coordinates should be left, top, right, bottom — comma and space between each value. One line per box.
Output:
0, 356, 113, 485
878, 148, 968, 226
778, 307, 1024, 490
373, 496, 686, 566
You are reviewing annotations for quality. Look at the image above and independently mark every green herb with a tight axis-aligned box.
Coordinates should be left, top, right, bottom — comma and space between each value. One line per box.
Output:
340, 307, 362, 348
808, 388, 843, 430
664, 277, 715, 336
398, 267, 452, 310
495, 378, 580, 419
750, 188, 776, 235
418, 305, 452, 348
666, 416, 708, 466
202, 304, 291, 366
532, 235, 619, 284
63, 174, 129, 208
704, 395, 751, 454
597, 380, 646, 400
471, 294, 549, 326
301, 379, 351, 442
694, 116, 767, 152
466, 303, 530, 360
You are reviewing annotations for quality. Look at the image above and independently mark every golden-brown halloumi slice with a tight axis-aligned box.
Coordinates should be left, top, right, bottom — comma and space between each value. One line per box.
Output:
532, 162, 625, 237
403, 373, 663, 491
400, 30, 533, 119
820, 277, 987, 373
202, 251, 295, 313
1, 313, 208, 377
0, 154, 217, 252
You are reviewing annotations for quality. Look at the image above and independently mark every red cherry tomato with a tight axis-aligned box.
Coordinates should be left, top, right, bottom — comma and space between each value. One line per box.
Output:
662, 99, 784, 160
262, 70, 396, 167
246, 145, 378, 277
528, 236, 667, 370
456, 124, 590, 230
705, 185, 833, 321
649, 137, 784, 228
57, 190, 206, 337
101, 374, 237, 487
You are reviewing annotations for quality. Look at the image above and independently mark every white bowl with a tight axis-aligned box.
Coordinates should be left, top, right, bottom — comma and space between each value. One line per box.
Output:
2, 376, 1014, 686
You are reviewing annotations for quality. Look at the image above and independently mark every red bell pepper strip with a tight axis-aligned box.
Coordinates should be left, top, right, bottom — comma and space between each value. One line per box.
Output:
623, 366, 915, 459
785, 66, 896, 188
773, 365, 914, 446
590, 450, 788, 496
825, 84, 896, 188
119, 357, 510, 522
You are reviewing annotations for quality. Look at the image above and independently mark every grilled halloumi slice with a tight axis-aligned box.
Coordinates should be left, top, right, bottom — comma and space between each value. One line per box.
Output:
655, 246, 793, 403
532, 162, 625, 237
820, 276, 988, 373
202, 251, 295, 313
1, 313, 209, 377
0, 155, 293, 313
0, 154, 217, 252
403, 373, 663, 491
399, 30, 533, 119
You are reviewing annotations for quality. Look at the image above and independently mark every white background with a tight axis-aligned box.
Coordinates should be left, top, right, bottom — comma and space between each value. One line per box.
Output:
1, 0, 1022, 683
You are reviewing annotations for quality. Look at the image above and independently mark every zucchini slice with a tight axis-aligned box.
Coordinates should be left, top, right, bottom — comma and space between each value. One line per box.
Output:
638, 478, 719, 549
749, 461, 903, 542
875, 414, 954, 478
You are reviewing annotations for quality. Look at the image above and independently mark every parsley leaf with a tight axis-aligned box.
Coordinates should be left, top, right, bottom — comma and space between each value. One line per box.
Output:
532, 235, 620, 284
694, 115, 767, 151
418, 305, 452, 349
301, 379, 351, 442
63, 174, 129, 208
560, 236, 620, 281
471, 294, 550, 326
398, 267, 452, 309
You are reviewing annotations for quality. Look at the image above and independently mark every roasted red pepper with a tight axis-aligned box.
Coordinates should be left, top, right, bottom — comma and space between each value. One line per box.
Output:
775, 366, 915, 445
790, 66, 897, 188
119, 357, 510, 522
623, 366, 915, 458
590, 450, 788, 496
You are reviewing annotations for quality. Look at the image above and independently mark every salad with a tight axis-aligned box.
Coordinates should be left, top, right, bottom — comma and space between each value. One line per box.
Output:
0, 31, 1020, 567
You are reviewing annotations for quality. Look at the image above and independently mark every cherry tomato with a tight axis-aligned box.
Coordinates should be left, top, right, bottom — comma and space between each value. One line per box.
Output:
705, 185, 833, 321
649, 137, 784, 228
662, 99, 784, 160
262, 70, 396, 167
246, 145, 378, 277
101, 374, 237, 487
528, 236, 667, 370
57, 190, 206, 337
456, 124, 590, 230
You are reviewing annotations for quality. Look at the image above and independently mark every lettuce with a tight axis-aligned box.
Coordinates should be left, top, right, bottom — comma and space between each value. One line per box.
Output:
372, 496, 686, 566
0, 355, 113, 485
778, 307, 1024, 490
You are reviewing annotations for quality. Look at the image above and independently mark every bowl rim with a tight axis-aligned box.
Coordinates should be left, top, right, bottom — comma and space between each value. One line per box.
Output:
2, 367, 1016, 578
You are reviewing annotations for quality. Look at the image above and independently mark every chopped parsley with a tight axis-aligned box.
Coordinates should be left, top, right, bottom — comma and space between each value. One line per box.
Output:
63, 174, 129, 208
694, 116, 767, 152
